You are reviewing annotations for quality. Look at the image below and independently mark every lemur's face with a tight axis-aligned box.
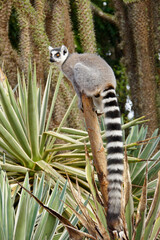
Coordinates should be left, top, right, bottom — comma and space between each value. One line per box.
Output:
49, 45, 69, 66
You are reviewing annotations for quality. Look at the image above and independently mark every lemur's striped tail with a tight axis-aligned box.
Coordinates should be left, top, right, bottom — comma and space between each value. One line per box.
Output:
101, 86, 124, 230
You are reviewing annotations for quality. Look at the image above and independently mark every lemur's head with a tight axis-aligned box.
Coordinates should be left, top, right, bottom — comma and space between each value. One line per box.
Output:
49, 45, 69, 66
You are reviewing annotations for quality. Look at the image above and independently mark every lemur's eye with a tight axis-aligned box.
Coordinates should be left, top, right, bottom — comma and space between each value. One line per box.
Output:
56, 53, 60, 57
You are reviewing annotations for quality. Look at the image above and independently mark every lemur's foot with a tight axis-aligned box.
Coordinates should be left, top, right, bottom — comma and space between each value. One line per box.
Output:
95, 109, 103, 116
93, 106, 103, 116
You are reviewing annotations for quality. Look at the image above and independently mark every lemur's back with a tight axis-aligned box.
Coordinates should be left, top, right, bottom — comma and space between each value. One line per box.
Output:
62, 53, 116, 90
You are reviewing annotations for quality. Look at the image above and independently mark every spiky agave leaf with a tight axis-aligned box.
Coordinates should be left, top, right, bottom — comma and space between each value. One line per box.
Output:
149, 210, 160, 240
125, 125, 160, 197
132, 165, 148, 240
142, 171, 160, 239
123, 148, 134, 240
15, 176, 96, 240
0, 170, 92, 240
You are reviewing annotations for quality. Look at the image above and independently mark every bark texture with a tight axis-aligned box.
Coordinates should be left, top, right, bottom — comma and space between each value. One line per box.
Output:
82, 94, 108, 210
76, 0, 97, 53
113, 0, 159, 134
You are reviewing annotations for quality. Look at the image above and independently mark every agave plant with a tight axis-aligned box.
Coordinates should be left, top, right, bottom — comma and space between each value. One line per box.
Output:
124, 154, 160, 240
0, 168, 101, 240
5, 143, 159, 240
0, 169, 69, 240
125, 125, 160, 201
0, 65, 78, 182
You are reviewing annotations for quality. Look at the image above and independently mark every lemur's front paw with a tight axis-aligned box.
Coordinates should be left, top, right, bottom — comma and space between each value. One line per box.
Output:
92, 106, 103, 115
95, 109, 104, 116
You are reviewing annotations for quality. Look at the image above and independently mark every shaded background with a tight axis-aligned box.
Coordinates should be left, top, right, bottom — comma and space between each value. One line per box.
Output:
0, 0, 160, 135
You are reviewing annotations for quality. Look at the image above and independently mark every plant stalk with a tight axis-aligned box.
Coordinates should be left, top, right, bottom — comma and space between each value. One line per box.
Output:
82, 94, 108, 210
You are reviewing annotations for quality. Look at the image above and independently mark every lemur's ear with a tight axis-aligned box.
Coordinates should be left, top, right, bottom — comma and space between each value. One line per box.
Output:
61, 45, 68, 55
48, 46, 53, 52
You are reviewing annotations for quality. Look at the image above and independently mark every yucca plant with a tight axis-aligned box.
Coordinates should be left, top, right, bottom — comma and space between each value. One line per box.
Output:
0, 168, 99, 240
0, 169, 68, 240
4, 141, 159, 240
0, 65, 78, 182
124, 151, 160, 240
125, 125, 160, 200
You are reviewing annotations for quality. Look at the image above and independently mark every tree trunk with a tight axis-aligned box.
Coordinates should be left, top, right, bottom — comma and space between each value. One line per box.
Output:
150, 0, 160, 130
0, 0, 20, 86
113, 0, 159, 135
76, 0, 97, 53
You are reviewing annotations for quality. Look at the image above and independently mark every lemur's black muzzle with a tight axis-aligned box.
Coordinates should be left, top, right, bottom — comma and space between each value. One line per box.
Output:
50, 58, 55, 63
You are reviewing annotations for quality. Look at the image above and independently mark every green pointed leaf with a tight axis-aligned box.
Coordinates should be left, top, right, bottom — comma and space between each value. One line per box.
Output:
36, 160, 66, 185
39, 67, 52, 135
56, 94, 77, 134
143, 171, 160, 239
124, 152, 134, 240
48, 142, 91, 152
0, 125, 33, 168
53, 152, 92, 159
13, 173, 30, 240
0, 139, 24, 164
17, 71, 27, 124
0, 162, 29, 174
122, 116, 146, 130
32, 181, 59, 240
149, 211, 160, 240
60, 127, 88, 136
52, 162, 86, 179
47, 94, 78, 150
0, 82, 31, 157
45, 71, 63, 131
133, 167, 147, 240
46, 131, 81, 144
148, 150, 160, 181
27, 63, 40, 161
40, 71, 63, 155
6, 78, 27, 135
26, 173, 45, 239
0, 170, 14, 240
0, 109, 17, 138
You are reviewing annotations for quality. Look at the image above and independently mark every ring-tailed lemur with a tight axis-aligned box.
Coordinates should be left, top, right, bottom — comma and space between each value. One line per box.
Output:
49, 45, 124, 231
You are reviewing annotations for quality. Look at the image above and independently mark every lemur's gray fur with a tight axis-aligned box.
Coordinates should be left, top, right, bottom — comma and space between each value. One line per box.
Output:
49, 45, 124, 232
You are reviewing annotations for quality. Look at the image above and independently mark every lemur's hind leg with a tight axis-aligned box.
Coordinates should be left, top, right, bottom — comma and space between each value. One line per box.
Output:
92, 93, 104, 115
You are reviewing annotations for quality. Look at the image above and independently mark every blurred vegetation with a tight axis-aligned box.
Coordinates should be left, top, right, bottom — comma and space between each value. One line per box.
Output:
9, 8, 20, 50
6, 0, 130, 122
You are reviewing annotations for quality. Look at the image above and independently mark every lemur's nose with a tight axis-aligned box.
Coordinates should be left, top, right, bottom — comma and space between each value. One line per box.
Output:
50, 58, 55, 63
